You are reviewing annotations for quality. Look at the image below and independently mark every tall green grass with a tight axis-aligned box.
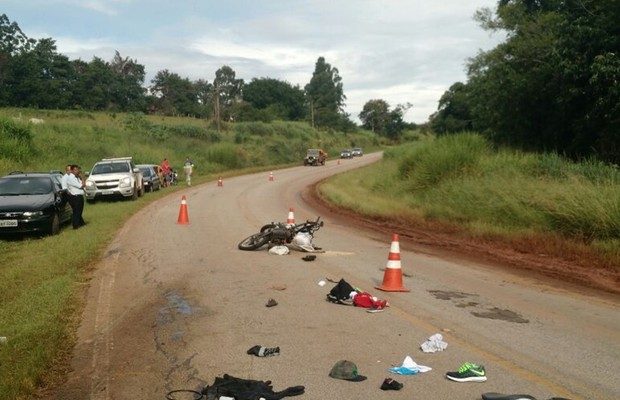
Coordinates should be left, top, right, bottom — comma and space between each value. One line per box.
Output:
0, 107, 384, 399
0, 109, 382, 176
320, 133, 620, 265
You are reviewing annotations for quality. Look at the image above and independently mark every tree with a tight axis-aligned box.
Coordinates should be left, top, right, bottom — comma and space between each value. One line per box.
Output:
194, 78, 213, 118
359, 100, 410, 138
385, 103, 411, 140
212, 65, 244, 129
359, 99, 390, 133
430, 82, 473, 134
243, 78, 306, 120
108, 50, 146, 111
304, 57, 346, 128
463, 0, 620, 162
150, 69, 199, 116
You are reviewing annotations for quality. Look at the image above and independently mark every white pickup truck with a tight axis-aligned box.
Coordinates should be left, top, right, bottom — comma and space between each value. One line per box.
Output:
84, 157, 144, 203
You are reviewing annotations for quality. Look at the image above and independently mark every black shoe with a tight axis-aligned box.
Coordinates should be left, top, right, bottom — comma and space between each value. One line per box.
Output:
247, 345, 280, 357
380, 378, 403, 390
302, 255, 316, 262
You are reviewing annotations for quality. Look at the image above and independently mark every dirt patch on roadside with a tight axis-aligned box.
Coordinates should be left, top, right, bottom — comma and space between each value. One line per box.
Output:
304, 182, 620, 296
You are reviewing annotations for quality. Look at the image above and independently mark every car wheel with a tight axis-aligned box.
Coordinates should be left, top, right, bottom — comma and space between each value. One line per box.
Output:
48, 213, 60, 235
131, 188, 138, 200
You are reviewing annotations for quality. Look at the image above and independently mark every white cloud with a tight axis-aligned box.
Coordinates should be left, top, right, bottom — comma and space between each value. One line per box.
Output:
61, 0, 131, 16
12, 0, 503, 123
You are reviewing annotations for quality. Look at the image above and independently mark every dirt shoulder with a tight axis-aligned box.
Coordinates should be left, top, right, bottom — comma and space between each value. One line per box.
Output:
305, 180, 620, 297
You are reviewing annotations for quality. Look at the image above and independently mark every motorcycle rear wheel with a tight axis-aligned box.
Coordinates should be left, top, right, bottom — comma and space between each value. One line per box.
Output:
238, 232, 270, 250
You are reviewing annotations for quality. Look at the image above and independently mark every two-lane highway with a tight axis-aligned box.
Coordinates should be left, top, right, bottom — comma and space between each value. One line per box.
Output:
53, 153, 619, 400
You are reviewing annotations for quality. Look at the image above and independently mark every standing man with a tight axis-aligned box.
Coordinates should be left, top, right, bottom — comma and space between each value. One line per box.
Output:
61, 164, 71, 190
183, 157, 194, 186
66, 164, 86, 229
160, 158, 171, 187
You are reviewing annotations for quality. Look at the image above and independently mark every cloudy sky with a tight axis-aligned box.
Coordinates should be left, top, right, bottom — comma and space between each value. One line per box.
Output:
2, 0, 503, 123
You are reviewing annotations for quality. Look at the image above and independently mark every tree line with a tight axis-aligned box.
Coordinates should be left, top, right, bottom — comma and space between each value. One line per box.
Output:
430, 0, 619, 163
0, 14, 412, 138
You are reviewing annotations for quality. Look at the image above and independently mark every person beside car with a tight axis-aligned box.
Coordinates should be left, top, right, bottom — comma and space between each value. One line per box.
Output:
161, 158, 171, 187
66, 165, 86, 229
61, 164, 71, 190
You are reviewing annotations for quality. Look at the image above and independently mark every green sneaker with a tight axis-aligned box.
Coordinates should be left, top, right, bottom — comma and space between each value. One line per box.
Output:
446, 362, 487, 382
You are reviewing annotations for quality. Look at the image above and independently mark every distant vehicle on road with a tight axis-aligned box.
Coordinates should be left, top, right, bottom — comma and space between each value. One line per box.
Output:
137, 164, 161, 192
351, 147, 363, 156
84, 157, 144, 203
304, 149, 327, 166
340, 149, 353, 159
0, 171, 72, 235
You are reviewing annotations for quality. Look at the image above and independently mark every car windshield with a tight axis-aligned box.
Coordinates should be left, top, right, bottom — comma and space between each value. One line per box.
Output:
139, 167, 152, 177
307, 149, 319, 155
353, 148, 361, 151
91, 162, 130, 174
0, 177, 52, 195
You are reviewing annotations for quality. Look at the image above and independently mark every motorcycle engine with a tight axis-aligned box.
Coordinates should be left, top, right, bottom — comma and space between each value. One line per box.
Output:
270, 227, 292, 244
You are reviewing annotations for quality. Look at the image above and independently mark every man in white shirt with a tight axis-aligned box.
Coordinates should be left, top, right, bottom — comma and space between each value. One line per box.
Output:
66, 165, 86, 229
61, 164, 71, 190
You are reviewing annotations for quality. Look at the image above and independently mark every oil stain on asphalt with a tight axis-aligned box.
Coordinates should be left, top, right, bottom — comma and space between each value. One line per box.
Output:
428, 289, 529, 324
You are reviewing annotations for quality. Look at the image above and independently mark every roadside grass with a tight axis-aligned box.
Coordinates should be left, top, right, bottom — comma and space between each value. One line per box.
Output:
319, 133, 620, 267
0, 107, 384, 399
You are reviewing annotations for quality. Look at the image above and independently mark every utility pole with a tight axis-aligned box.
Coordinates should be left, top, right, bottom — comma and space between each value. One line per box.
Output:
214, 84, 221, 133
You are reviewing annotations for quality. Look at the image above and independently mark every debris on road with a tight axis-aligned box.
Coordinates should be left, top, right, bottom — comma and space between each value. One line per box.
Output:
352, 291, 388, 310
266, 298, 278, 307
445, 362, 487, 382
203, 374, 304, 399
247, 345, 280, 357
326, 279, 355, 304
329, 360, 367, 382
421, 333, 448, 353
302, 255, 316, 261
269, 245, 290, 255
326, 278, 388, 310
271, 284, 287, 291
380, 377, 404, 390
389, 356, 432, 375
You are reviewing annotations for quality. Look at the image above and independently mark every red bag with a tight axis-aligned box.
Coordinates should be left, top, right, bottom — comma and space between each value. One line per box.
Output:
353, 292, 387, 309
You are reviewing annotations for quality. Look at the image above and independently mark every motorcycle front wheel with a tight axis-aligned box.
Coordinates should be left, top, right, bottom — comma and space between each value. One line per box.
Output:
238, 232, 271, 250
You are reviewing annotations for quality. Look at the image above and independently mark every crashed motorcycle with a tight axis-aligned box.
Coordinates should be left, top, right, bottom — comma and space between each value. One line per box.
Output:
238, 217, 324, 251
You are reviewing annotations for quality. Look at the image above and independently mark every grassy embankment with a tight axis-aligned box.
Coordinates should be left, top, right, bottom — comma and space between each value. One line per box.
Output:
0, 107, 382, 399
319, 133, 620, 268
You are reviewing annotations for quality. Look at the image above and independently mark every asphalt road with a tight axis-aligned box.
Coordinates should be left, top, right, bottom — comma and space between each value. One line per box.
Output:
54, 153, 619, 400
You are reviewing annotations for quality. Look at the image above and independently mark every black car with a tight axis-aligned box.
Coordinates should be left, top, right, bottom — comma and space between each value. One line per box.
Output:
137, 164, 161, 192
0, 172, 72, 235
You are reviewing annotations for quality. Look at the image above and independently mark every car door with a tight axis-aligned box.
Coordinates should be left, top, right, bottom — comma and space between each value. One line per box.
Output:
51, 175, 72, 222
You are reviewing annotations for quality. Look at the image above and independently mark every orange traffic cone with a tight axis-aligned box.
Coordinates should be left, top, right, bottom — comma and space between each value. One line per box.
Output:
177, 195, 189, 225
269, 171, 274, 181
376, 234, 409, 292
217, 177, 223, 187
286, 208, 295, 225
